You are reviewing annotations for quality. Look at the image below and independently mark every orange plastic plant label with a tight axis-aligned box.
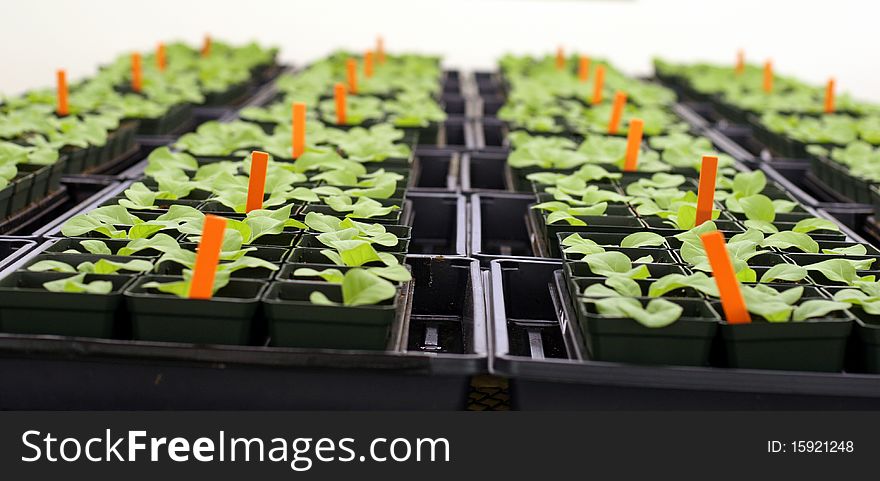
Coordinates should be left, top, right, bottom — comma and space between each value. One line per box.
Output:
763, 60, 773, 93
245, 151, 269, 213
377, 36, 386, 64
556, 46, 565, 70
700, 231, 752, 324
608, 91, 627, 135
157, 42, 166, 71
695, 155, 719, 225
365, 50, 374, 78
56, 70, 68, 116
578, 55, 590, 82
131, 53, 142, 93
292, 102, 306, 158
622, 118, 643, 171
346, 58, 358, 94
735, 49, 744, 76
825, 78, 836, 114
188, 215, 228, 300
591, 65, 606, 105
334, 83, 347, 125
202, 35, 212, 57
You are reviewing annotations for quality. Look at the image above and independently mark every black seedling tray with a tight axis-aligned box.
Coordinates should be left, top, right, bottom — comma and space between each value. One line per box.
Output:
489, 258, 880, 409
0, 255, 486, 410
408, 193, 466, 255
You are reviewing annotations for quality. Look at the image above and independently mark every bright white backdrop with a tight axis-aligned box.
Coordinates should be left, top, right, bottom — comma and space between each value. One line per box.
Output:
2, 0, 878, 99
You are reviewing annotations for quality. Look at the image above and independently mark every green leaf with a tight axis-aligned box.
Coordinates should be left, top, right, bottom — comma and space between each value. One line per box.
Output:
42, 273, 113, 294
335, 240, 383, 267
760, 231, 819, 253
293, 268, 346, 283
341, 268, 397, 306
758, 264, 808, 283
822, 244, 868, 256
648, 272, 719, 297
620, 232, 666, 248
79, 240, 112, 255
28, 260, 77, 273
594, 297, 683, 328
739, 194, 776, 223
78, 258, 153, 274
792, 300, 850, 322
804, 259, 859, 284
792, 217, 840, 234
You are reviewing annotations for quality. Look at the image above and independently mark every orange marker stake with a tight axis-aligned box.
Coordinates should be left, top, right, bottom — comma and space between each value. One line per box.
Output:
188, 215, 228, 300
56, 70, 69, 116
591, 65, 606, 105
246, 151, 269, 213
763, 60, 773, 93
334, 82, 347, 125
700, 231, 752, 325
623, 118, 644, 172
157, 42, 166, 71
824, 78, 836, 114
735, 49, 744, 76
364, 50, 374, 78
346, 58, 358, 94
608, 91, 627, 134
556, 46, 565, 70
202, 34, 212, 57
292, 102, 306, 158
377, 36, 386, 64
189, 214, 226, 299
131, 53, 142, 93
578, 55, 590, 82
695, 155, 719, 225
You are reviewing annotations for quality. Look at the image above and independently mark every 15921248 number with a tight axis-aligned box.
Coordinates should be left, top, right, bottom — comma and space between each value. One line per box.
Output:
767, 441, 854, 453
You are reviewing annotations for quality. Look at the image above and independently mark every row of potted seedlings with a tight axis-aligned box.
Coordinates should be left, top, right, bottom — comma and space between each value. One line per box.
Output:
0, 39, 278, 184
654, 58, 880, 208
494, 53, 880, 373
0, 63, 425, 350
238, 51, 448, 147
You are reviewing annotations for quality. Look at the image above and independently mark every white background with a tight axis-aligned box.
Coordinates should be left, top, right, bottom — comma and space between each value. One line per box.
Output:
2, 0, 878, 99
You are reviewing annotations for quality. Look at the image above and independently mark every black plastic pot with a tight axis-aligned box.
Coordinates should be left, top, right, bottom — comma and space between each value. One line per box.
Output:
570, 277, 702, 299
10, 173, 35, 214
16, 164, 51, 205
61, 145, 89, 174
296, 231, 409, 253
0, 184, 13, 220
0, 271, 133, 338
565, 262, 689, 285
20, 253, 156, 275
408, 193, 466, 255
577, 297, 719, 367
410, 148, 457, 190
301, 204, 404, 226
461, 152, 510, 192
125, 276, 268, 345
470, 193, 539, 264
262, 280, 406, 350
715, 301, 853, 372
850, 311, 880, 374
154, 249, 283, 280
561, 246, 679, 264
132, 103, 194, 136
287, 247, 405, 267
43, 238, 162, 258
